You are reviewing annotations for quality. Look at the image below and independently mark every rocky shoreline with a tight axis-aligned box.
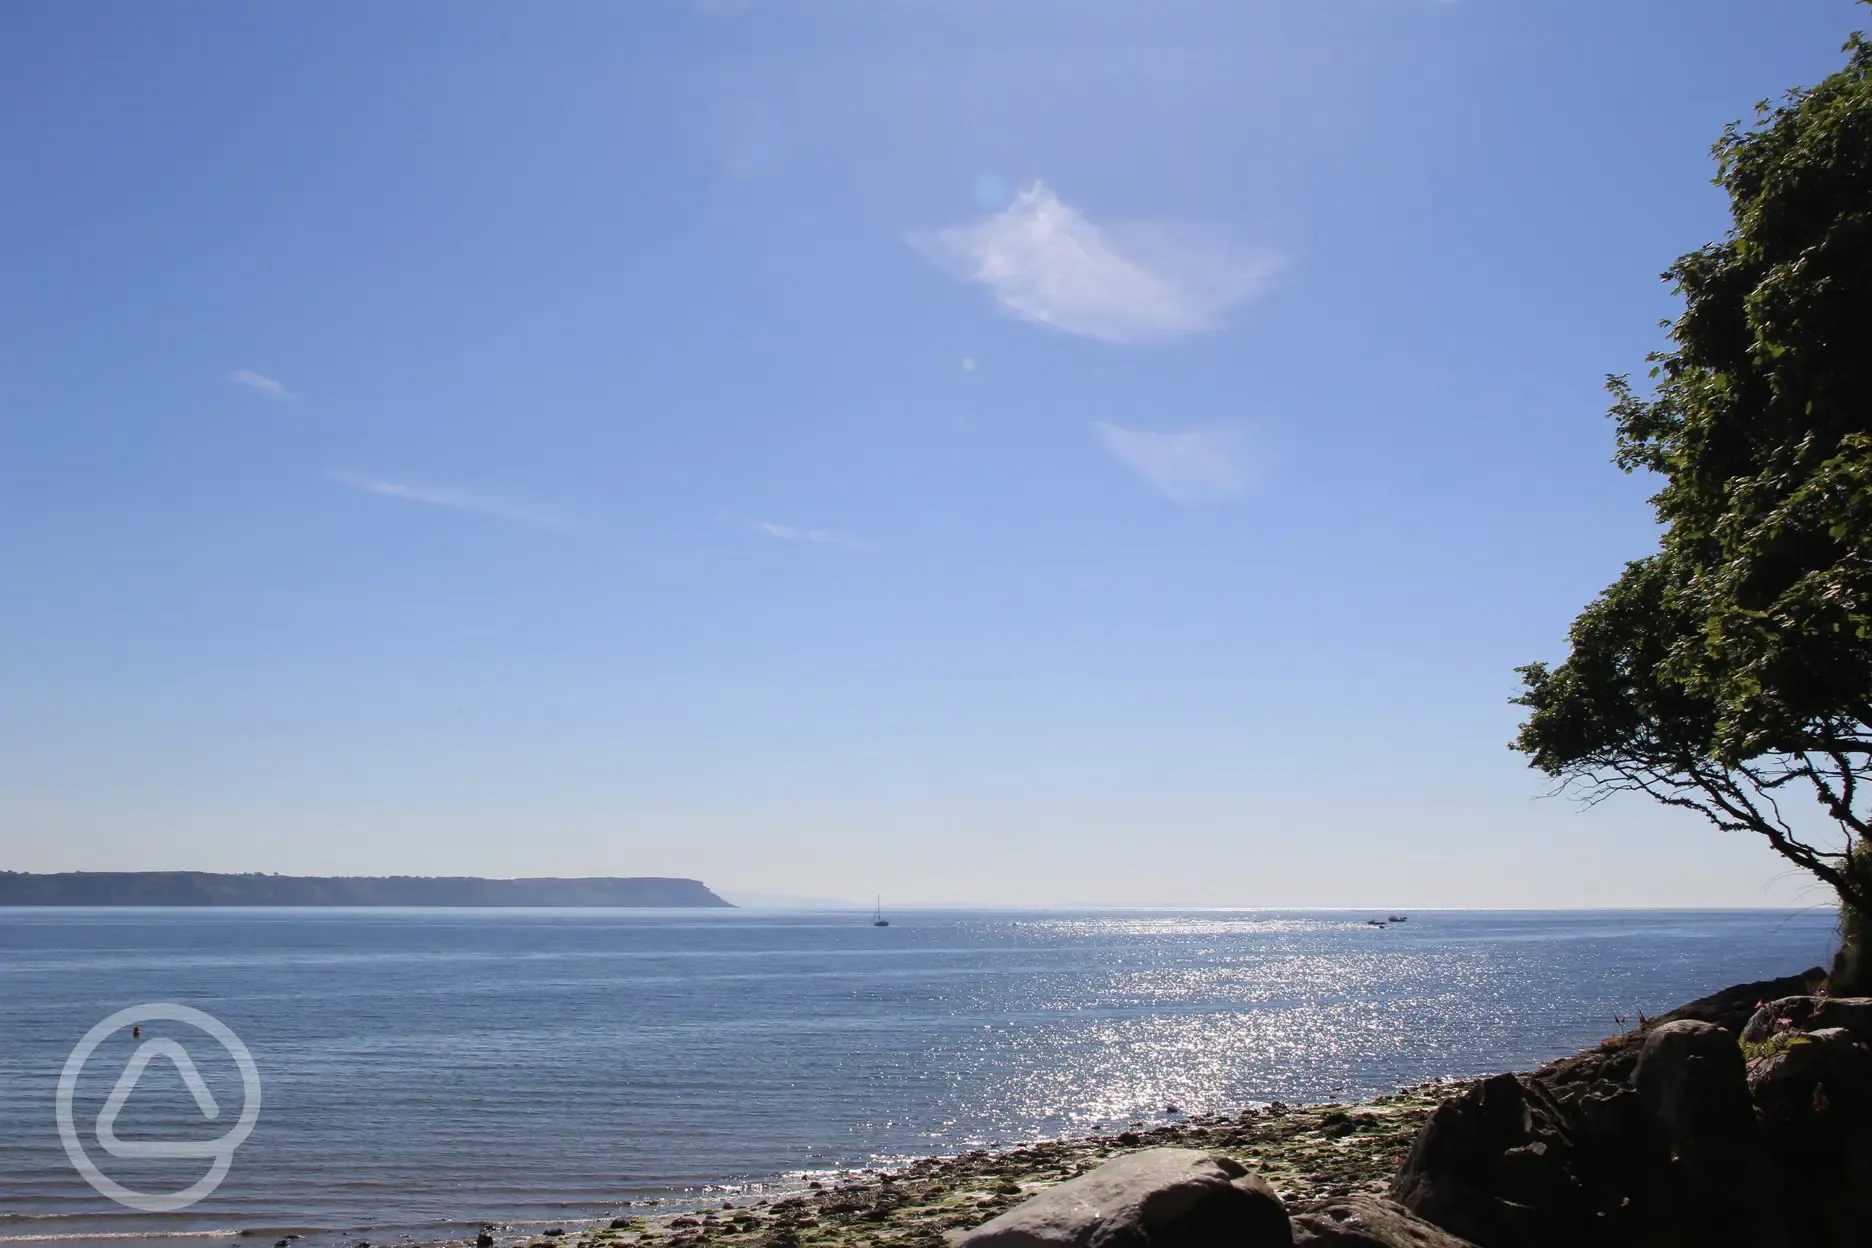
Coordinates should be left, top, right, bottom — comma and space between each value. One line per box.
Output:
470, 1085, 1464, 1248
458, 964, 1872, 1248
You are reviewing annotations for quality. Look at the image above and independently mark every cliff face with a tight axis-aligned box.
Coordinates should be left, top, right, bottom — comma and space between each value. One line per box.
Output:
0, 872, 734, 907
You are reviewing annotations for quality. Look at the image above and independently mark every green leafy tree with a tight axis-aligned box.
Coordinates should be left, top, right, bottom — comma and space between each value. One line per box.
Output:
1513, 21, 1872, 980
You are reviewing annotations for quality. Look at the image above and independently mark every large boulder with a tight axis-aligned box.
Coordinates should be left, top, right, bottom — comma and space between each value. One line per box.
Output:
1646, 969, 1825, 1033
1747, 1026, 1872, 1247
1388, 973, 1867, 1248
1811, 996, 1872, 1041
1747, 1025, 1872, 1111
1742, 995, 1815, 1043
1634, 1020, 1755, 1139
1743, 996, 1872, 1045
1529, 969, 1823, 1092
1630, 1020, 1783, 1248
1290, 1197, 1479, 1247
1390, 1022, 1787, 1248
953, 1149, 1291, 1248
1389, 1072, 1636, 1248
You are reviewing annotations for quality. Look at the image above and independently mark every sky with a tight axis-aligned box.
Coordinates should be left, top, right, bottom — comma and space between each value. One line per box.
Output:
0, 0, 1863, 908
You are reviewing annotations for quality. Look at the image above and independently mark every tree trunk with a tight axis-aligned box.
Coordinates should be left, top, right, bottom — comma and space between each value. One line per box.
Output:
1832, 841, 1872, 996
1835, 925, 1869, 995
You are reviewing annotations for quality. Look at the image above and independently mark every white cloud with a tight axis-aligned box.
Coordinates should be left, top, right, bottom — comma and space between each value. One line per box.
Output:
228, 370, 290, 398
753, 521, 878, 553
912, 182, 1278, 344
1092, 422, 1256, 505
330, 469, 568, 527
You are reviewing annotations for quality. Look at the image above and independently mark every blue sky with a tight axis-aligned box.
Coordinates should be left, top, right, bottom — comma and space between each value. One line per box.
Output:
1, 0, 1861, 906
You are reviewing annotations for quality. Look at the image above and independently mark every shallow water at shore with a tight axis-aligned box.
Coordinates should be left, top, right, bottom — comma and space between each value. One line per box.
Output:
0, 908, 1838, 1246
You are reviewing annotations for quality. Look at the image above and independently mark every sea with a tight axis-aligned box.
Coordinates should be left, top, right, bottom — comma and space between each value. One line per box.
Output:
0, 907, 1841, 1247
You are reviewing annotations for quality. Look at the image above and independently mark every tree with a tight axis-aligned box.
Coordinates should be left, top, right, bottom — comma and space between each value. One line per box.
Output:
1513, 21, 1872, 981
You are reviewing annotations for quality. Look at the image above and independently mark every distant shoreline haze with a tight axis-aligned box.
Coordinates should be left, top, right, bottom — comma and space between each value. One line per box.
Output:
0, 871, 734, 907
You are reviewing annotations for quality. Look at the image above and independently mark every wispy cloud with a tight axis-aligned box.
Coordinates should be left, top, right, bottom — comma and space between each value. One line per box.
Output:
330, 468, 569, 528
1093, 422, 1257, 505
753, 521, 878, 552
228, 370, 291, 399
912, 182, 1279, 344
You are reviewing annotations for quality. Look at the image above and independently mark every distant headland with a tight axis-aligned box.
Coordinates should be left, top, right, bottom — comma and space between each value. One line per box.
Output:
0, 871, 734, 907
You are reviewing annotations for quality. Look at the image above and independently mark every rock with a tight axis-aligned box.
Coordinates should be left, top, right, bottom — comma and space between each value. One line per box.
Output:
1742, 996, 1804, 1044
1391, 1072, 1620, 1248
1747, 1025, 1872, 1246
1782, 995, 1872, 1047
1811, 996, 1872, 1042
1649, 969, 1824, 1033
952, 1148, 1291, 1248
1631, 1020, 1783, 1248
1524, 970, 1822, 1099
1393, 1023, 1790, 1248
476, 1234, 495, 1247
1291, 1197, 1480, 1247
1634, 1020, 1758, 1141
1739, 995, 1844, 1043
1748, 1025, 1872, 1110
1391, 979, 1872, 1248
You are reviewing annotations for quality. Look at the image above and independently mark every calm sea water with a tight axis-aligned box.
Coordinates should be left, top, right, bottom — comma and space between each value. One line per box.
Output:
0, 908, 1839, 1246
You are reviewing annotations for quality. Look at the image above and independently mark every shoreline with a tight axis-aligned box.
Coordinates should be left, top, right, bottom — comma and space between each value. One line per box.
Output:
8, 921, 1832, 1248
0, 1085, 1464, 1248
467, 965, 1831, 1248
469, 1083, 1465, 1248
13, 967, 1833, 1248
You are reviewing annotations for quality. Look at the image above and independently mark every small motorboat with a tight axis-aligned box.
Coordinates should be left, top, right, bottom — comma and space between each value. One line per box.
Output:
872, 896, 889, 927
1388, 915, 1409, 923
1364, 919, 1387, 927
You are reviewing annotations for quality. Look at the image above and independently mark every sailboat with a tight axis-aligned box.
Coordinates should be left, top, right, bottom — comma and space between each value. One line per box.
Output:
872, 896, 889, 927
